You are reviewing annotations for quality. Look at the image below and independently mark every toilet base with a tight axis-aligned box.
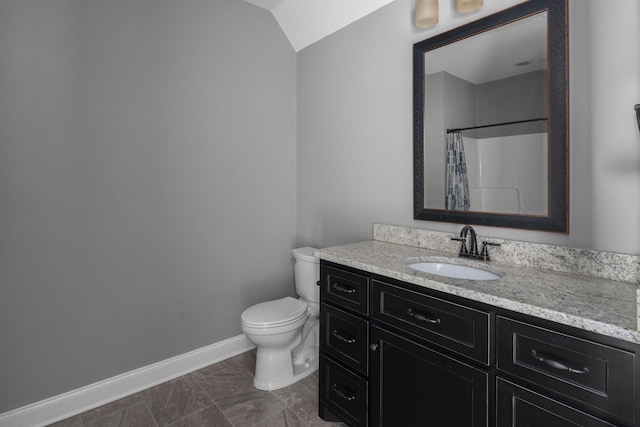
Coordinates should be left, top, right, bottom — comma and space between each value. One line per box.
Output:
253, 355, 318, 391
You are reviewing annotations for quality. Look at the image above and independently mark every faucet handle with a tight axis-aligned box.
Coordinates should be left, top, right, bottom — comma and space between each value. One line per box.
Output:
480, 241, 501, 261
451, 237, 468, 254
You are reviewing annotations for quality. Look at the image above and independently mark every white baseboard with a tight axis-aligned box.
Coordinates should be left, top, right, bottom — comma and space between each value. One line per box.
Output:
0, 334, 254, 427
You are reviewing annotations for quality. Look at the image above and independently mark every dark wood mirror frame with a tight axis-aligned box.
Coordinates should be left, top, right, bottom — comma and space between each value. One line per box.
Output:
413, 0, 568, 232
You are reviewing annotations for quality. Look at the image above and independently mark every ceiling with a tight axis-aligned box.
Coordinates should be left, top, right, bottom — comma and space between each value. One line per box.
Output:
245, 0, 530, 53
244, 0, 394, 51
425, 11, 548, 84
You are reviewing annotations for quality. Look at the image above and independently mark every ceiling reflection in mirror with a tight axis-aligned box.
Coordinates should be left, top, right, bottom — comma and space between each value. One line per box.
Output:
413, 0, 568, 232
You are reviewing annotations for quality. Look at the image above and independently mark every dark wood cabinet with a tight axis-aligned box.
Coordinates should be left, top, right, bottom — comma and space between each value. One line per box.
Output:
318, 260, 640, 427
321, 264, 369, 315
370, 325, 489, 426
496, 378, 618, 427
497, 316, 637, 425
371, 280, 491, 365
319, 355, 369, 427
319, 263, 370, 426
321, 304, 369, 376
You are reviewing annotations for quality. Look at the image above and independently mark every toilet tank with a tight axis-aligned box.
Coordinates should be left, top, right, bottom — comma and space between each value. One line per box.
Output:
292, 247, 320, 303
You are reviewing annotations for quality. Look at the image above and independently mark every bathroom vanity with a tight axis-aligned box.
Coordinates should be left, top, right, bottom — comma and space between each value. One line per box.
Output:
316, 226, 640, 427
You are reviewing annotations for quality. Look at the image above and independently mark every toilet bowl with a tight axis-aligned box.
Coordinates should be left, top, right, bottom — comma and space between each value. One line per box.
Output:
240, 247, 320, 390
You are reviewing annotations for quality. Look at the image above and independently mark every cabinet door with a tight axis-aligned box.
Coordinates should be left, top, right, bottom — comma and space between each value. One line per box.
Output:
496, 378, 618, 427
370, 325, 489, 427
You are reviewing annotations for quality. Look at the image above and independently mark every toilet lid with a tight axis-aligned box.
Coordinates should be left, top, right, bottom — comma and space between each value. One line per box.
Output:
241, 297, 307, 328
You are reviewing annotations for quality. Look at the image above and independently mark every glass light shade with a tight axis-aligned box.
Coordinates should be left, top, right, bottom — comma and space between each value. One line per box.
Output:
456, 0, 483, 13
415, 0, 438, 28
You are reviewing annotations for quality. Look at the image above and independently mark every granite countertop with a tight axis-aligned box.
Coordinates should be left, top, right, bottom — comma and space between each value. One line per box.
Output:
315, 240, 640, 345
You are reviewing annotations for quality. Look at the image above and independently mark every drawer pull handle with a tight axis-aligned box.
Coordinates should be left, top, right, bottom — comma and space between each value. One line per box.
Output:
332, 329, 356, 344
331, 383, 356, 401
332, 283, 356, 294
530, 349, 590, 375
407, 307, 441, 324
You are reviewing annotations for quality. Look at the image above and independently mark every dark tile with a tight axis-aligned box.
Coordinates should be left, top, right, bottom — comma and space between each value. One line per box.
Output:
281, 386, 320, 426
307, 416, 347, 427
47, 352, 336, 427
192, 358, 285, 426
165, 404, 232, 427
46, 415, 83, 427
83, 401, 156, 427
274, 376, 346, 427
217, 390, 285, 427
273, 375, 323, 426
272, 373, 318, 404
189, 359, 254, 403
229, 349, 256, 376
141, 375, 213, 426
80, 394, 145, 424
252, 408, 306, 427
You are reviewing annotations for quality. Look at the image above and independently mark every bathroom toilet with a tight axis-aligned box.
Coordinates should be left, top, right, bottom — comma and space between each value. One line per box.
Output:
240, 247, 320, 390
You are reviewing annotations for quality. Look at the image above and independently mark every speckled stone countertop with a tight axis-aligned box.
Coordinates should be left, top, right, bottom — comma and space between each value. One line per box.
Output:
315, 239, 640, 345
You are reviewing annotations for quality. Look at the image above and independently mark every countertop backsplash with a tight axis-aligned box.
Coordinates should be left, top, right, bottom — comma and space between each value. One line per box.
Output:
373, 224, 640, 286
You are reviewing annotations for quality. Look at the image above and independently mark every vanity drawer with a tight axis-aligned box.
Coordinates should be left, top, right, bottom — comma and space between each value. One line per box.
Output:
320, 355, 368, 427
321, 303, 369, 376
496, 378, 618, 427
371, 280, 490, 365
497, 316, 636, 424
321, 264, 369, 315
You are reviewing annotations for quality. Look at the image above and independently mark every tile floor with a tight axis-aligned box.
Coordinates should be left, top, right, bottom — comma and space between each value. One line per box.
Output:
48, 350, 345, 427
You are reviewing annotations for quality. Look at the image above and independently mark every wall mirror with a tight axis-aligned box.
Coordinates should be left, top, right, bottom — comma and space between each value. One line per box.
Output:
413, 0, 568, 232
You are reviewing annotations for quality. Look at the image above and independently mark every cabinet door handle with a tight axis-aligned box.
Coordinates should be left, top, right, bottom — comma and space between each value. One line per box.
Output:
331, 282, 356, 294
331, 383, 356, 401
406, 307, 441, 324
530, 349, 590, 375
331, 329, 356, 344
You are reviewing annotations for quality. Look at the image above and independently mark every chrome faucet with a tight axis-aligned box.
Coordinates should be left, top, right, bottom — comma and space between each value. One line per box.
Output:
452, 225, 501, 261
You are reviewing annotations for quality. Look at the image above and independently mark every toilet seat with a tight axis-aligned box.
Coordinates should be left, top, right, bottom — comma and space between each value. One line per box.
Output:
241, 297, 307, 329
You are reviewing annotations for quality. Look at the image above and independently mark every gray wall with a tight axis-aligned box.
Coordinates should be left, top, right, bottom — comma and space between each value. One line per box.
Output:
297, 0, 640, 254
475, 71, 546, 137
0, 0, 296, 412
424, 71, 476, 209
2, 0, 639, 416
476, 71, 546, 128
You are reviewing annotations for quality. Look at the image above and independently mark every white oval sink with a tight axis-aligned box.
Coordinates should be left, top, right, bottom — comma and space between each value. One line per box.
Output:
407, 262, 501, 281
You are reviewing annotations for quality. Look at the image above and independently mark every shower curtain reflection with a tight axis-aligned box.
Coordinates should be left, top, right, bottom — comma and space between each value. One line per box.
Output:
445, 131, 470, 210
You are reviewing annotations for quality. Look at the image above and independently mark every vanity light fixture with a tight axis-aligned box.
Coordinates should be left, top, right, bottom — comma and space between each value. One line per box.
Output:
456, 0, 483, 13
415, 0, 438, 28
